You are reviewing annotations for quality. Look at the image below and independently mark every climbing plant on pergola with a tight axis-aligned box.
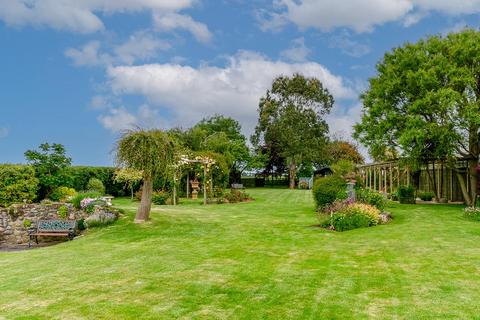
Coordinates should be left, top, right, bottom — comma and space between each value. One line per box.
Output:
172, 155, 216, 205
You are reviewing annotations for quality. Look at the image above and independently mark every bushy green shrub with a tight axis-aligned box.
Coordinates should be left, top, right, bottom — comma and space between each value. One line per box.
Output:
298, 181, 309, 189
397, 185, 416, 204
330, 160, 355, 177
87, 178, 105, 194
418, 191, 435, 201
57, 205, 69, 219
23, 219, 32, 228
77, 218, 86, 231
152, 190, 170, 205
49, 186, 77, 202
224, 190, 250, 203
0, 165, 39, 207
66, 166, 126, 197
213, 187, 225, 198
70, 191, 102, 209
312, 176, 347, 209
317, 212, 332, 228
356, 188, 387, 211
389, 192, 399, 201
330, 203, 380, 231
464, 207, 480, 221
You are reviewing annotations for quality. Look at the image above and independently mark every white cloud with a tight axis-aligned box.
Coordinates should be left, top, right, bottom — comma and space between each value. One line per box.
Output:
256, 10, 288, 33
98, 107, 137, 133
89, 94, 116, 110
442, 21, 469, 35
65, 41, 108, 66
280, 37, 311, 62
65, 31, 170, 67
0, 0, 196, 33
326, 103, 362, 139
0, 127, 9, 138
113, 31, 171, 65
329, 32, 370, 57
106, 51, 355, 135
402, 12, 427, 27
98, 104, 169, 133
153, 12, 213, 43
273, 0, 413, 32
263, 0, 480, 33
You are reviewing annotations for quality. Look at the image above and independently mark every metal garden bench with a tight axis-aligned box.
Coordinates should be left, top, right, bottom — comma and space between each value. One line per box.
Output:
28, 220, 76, 248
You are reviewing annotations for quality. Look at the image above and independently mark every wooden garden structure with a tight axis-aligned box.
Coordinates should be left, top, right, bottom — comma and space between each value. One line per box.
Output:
358, 159, 474, 202
173, 156, 215, 206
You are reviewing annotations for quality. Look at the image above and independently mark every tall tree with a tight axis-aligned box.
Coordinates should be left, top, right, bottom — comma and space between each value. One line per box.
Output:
327, 140, 365, 164
116, 128, 175, 222
171, 115, 250, 183
252, 74, 333, 188
113, 168, 143, 201
354, 29, 480, 205
24, 143, 71, 199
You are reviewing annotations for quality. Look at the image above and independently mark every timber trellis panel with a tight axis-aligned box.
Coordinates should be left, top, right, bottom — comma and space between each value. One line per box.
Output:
357, 160, 470, 202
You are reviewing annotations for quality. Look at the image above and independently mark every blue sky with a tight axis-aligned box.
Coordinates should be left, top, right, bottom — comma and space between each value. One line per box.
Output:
0, 0, 478, 165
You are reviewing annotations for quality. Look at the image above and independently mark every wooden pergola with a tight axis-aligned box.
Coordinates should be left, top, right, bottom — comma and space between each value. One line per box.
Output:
358, 159, 472, 202
357, 161, 410, 194
172, 155, 215, 206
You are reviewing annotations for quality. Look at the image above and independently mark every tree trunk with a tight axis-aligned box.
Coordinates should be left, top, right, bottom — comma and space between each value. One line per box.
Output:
455, 170, 472, 206
439, 162, 444, 200
469, 159, 478, 207
135, 176, 153, 223
130, 185, 134, 201
426, 161, 438, 201
431, 160, 440, 202
289, 162, 296, 189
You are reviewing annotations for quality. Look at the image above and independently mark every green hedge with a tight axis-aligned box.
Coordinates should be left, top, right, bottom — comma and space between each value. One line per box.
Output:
0, 164, 39, 207
312, 175, 347, 209
240, 177, 266, 188
66, 166, 126, 196
397, 185, 416, 204
355, 188, 387, 211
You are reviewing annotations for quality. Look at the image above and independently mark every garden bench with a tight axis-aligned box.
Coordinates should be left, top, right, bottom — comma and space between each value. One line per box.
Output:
28, 220, 76, 248
231, 183, 244, 190
100, 196, 114, 206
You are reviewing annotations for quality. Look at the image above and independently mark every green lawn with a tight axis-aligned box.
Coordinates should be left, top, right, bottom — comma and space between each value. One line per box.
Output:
0, 189, 479, 319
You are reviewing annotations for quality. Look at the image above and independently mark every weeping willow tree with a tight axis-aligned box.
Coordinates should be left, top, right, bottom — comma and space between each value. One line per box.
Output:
116, 128, 176, 223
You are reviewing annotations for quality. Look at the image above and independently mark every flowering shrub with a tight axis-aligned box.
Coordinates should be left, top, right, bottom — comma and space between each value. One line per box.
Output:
50, 186, 77, 202
85, 210, 117, 228
322, 198, 354, 215
324, 202, 381, 232
356, 188, 387, 211
80, 198, 95, 209
223, 190, 251, 203
343, 203, 381, 226
71, 191, 102, 209
464, 207, 480, 221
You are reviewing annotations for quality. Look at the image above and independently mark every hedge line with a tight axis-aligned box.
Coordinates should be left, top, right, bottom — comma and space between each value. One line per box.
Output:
0, 164, 39, 207
0, 165, 136, 206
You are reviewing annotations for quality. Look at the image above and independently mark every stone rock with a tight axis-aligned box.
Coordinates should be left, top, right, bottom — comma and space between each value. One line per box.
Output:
379, 212, 392, 224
